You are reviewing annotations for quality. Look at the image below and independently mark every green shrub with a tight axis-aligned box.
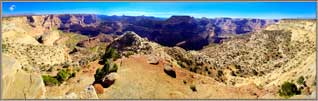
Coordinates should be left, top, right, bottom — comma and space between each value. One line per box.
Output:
102, 61, 111, 73
42, 75, 59, 86
95, 61, 111, 81
110, 64, 118, 73
94, 68, 102, 81
2, 44, 8, 52
56, 69, 71, 82
297, 76, 305, 85
104, 48, 121, 61
278, 82, 300, 98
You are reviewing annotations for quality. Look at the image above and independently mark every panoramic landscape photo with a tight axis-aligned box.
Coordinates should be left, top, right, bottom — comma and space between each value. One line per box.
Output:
1, 2, 317, 99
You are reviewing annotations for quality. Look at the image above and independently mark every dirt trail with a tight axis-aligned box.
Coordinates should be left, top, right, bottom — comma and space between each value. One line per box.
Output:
99, 55, 267, 99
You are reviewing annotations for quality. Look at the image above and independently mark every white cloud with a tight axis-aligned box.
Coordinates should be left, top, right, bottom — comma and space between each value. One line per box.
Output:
9, 5, 16, 11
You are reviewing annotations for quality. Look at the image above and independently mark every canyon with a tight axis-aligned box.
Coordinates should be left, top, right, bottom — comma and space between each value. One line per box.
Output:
1, 14, 316, 99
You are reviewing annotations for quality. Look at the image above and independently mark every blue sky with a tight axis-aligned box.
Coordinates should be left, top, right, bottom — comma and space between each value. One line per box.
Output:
2, 2, 316, 19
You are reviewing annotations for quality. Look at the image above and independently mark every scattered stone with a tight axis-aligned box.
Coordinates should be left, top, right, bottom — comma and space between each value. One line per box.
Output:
302, 87, 311, 95
65, 92, 78, 99
79, 85, 99, 99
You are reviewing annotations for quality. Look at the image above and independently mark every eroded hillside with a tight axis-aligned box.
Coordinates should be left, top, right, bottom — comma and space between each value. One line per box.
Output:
1, 15, 316, 99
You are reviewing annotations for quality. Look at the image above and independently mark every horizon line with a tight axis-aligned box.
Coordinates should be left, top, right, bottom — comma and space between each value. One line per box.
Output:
2, 13, 316, 20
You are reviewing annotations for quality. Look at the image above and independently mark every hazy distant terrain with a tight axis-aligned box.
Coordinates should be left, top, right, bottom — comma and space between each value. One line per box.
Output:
1, 14, 316, 99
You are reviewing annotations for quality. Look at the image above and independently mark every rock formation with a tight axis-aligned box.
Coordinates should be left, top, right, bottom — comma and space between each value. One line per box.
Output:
2, 14, 278, 50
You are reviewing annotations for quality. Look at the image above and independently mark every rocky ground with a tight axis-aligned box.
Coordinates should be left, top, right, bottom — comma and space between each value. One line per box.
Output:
1, 15, 316, 99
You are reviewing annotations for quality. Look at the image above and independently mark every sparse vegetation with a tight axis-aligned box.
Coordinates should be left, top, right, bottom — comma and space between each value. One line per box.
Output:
2, 44, 8, 52
183, 80, 187, 84
110, 64, 118, 73
278, 82, 300, 98
42, 75, 60, 86
123, 51, 135, 57
95, 61, 111, 81
42, 69, 75, 86
59, 31, 88, 50
95, 60, 119, 81
297, 76, 305, 85
104, 47, 121, 61
56, 69, 71, 82
190, 85, 197, 92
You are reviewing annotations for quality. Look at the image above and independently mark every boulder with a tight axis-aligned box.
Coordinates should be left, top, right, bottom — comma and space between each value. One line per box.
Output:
147, 55, 159, 65
163, 63, 176, 78
93, 84, 104, 94
108, 31, 153, 55
101, 73, 119, 88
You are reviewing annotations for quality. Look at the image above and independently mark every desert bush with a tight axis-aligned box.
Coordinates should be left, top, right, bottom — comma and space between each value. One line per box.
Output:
94, 68, 102, 81
62, 63, 70, 68
110, 64, 118, 73
278, 82, 300, 98
56, 69, 71, 82
2, 44, 8, 52
217, 70, 224, 77
47, 67, 53, 72
190, 85, 197, 92
297, 76, 305, 85
95, 61, 110, 81
42, 75, 59, 86
104, 47, 120, 61
183, 80, 187, 84
70, 72, 76, 78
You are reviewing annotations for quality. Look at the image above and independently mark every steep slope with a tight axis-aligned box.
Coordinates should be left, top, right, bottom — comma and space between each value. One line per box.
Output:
199, 19, 316, 98
97, 32, 270, 99
2, 38, 72, 71
2, 54, 46, 99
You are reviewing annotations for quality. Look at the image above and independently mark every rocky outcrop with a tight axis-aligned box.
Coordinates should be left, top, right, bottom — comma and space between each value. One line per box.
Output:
147, 55, 160, 65
39, 30, 60, 46
106, 31, 154, 56
2, 54, 46, 99
163, 63, 176, 78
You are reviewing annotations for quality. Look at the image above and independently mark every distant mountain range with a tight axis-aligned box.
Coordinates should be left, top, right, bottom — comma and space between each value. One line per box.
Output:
7, 14, 279, 50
